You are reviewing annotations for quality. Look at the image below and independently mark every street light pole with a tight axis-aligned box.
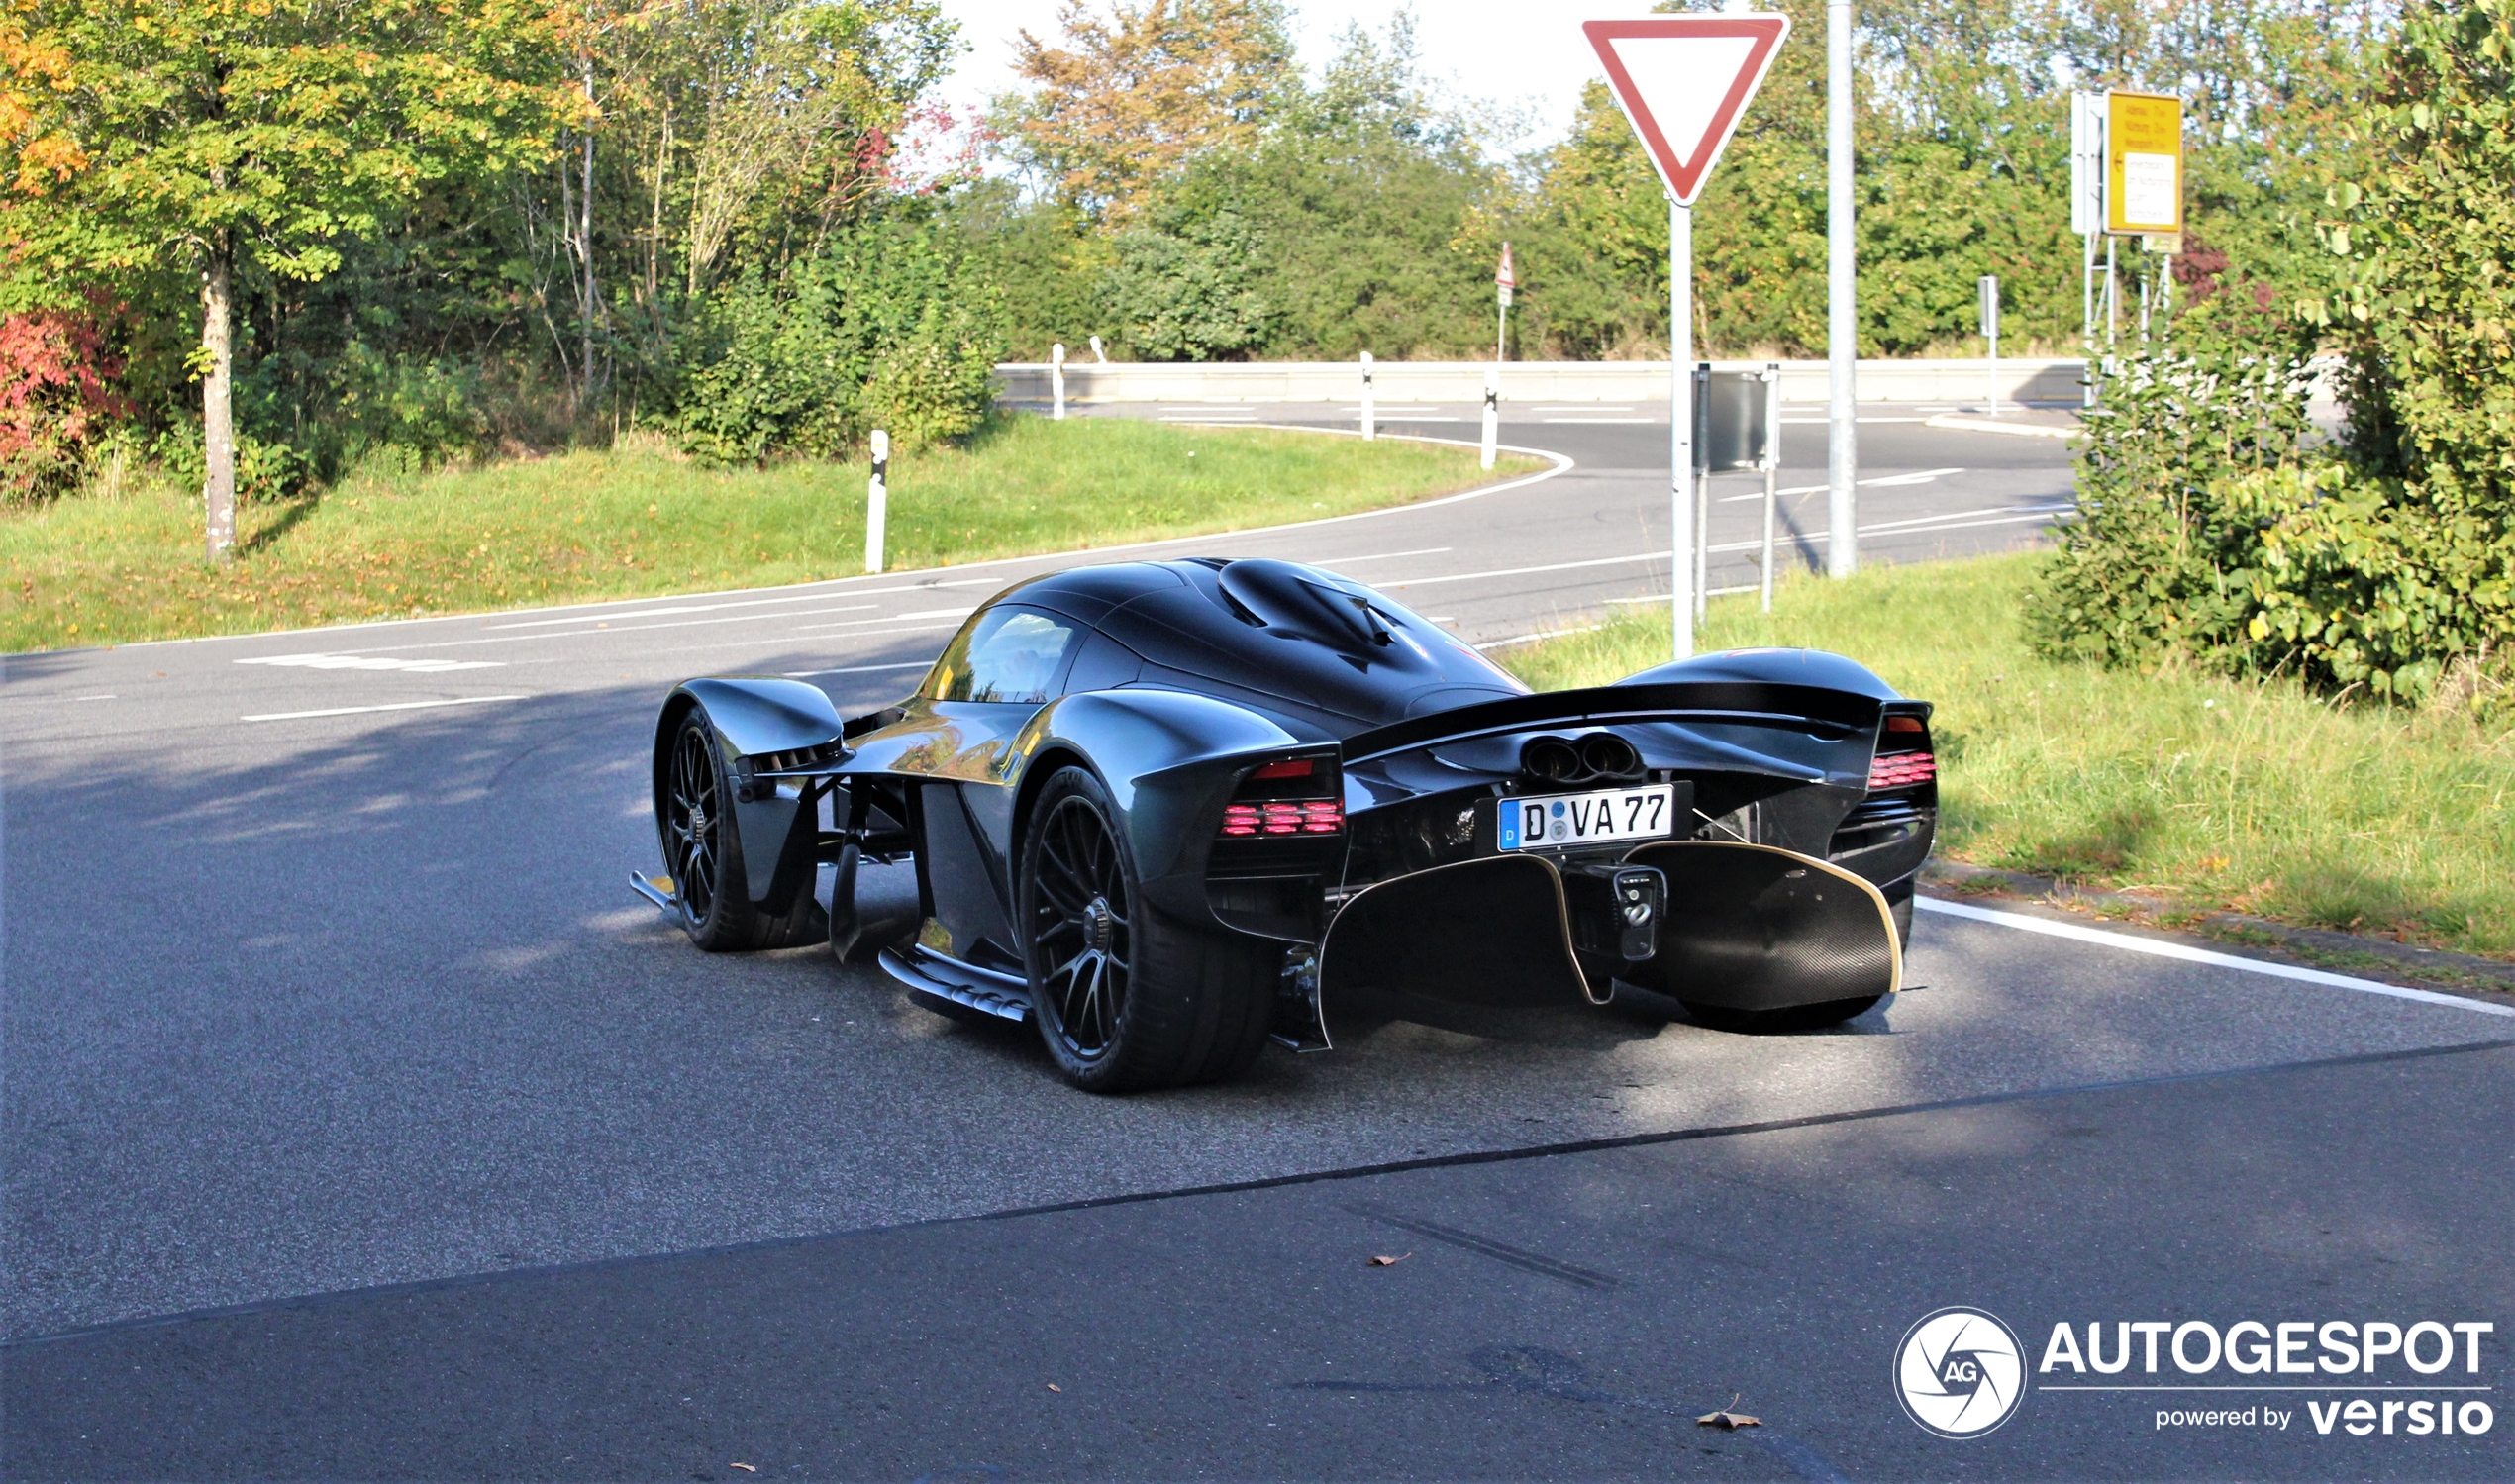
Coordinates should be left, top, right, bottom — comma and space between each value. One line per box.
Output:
1825, 0, 1858, 578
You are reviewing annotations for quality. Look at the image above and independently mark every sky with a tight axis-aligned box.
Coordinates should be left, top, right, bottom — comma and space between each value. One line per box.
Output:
932, 0, 1673, 157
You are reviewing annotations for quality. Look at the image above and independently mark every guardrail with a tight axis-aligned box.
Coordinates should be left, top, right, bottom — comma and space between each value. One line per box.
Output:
993, 357, 2092, 406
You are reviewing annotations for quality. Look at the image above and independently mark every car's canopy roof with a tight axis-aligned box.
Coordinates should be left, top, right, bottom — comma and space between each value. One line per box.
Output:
985, 558, 1530, 734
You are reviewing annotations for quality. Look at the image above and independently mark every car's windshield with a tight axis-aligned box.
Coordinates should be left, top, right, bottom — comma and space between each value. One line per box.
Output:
925, 607, 1075, 704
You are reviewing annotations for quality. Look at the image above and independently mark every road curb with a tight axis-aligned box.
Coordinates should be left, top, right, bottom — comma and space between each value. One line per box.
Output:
1921, 858, 2515, 999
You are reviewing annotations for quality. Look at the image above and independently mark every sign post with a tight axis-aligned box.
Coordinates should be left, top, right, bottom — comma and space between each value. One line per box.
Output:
1978, 274, 2000, 416
1494, 243, 1516, 364
1051, 342, 1066, 421
1359, 351, 1374, 442
1584, 14, 1790, 659
865, 428, 889, 575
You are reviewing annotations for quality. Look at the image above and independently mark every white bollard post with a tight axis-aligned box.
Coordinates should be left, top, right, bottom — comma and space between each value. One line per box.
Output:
1480, 369, 1498, 471
864, 429, 889, 575
1359, 351, 1374, 441
1051, 342, 1066, 421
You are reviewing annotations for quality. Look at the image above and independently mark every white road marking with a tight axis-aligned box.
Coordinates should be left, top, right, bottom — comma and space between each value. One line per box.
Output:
491, 598, 885, 629
1382, 503, 2067, 589
1315, 545, 1454, 565
1925, 413, 2078, 439
241, 695, 529, 723
236, 652, 505, 673
1530, 406, 1634, 413
1158, 413, 1258, 421
86, 431, 1573, 657
1780, 416, 1930, 424
1723, 467, 1967, 501
1918, 897, 2515, 1018
75, 694, 116, 701
1543, 417, 1656, 425
781, 661, 935, 678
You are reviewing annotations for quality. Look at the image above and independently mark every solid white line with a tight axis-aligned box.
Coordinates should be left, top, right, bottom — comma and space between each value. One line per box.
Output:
241, 695, 529, 723
1314, 546, 1455, 565
102, 433, 1574, 655
1475, 624, 1604, 649
1531, 406, 1634, 412
1916, 897, 2515, 1017
1543, 417, 1656, 425
490, 600, 879, 630
781, 661, 935, 678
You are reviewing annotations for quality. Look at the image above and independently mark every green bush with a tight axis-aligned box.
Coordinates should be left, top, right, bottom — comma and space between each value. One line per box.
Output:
672, 219, 1003, 465
2033, 0, 2515, 704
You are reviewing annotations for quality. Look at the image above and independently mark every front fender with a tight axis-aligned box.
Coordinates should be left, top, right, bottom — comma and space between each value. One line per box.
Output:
654, 677, 847, 908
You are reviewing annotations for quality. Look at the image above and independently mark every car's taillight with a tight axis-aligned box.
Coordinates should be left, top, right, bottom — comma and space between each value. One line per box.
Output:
1219, 755, 1343, 838
1867, 752, 1937, 790
1869, 715, 1934, 791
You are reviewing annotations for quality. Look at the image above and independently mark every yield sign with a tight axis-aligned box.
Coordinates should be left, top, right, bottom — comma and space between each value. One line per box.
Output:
1583, 16, 1790, 206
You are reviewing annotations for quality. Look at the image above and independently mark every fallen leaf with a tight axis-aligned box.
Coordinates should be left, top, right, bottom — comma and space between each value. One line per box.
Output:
1367, 1253, 1412, 1267
1047, 1383, 1061, 1392
1695, 1410, 1760, 1430
729, 1465, 757, 1473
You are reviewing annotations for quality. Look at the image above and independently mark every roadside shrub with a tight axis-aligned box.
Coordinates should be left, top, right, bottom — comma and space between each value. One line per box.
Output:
2032, 0, 2515, 703
2025, 338, 2317, 671
148, 424, 312, 505
0, 308, 126, 502
673, 218, 1003, 465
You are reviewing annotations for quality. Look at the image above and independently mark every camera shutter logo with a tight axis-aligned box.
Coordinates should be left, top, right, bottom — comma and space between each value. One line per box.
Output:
1895, 1307, 2028, 1438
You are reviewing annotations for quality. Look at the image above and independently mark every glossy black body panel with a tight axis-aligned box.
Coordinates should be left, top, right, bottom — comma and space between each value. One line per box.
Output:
647, 560, 1940, 1034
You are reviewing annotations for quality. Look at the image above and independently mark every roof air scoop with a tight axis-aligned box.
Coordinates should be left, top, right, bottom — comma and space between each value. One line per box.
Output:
1219, 558, 1395, 652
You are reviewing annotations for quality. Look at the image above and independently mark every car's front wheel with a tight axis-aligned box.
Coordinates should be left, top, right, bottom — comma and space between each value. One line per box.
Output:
660, 708, 823, 951
1019, 766, 1273, 1092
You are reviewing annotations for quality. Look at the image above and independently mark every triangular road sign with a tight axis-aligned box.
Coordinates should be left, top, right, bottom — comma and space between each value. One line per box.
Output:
1583, 16, 1790, 206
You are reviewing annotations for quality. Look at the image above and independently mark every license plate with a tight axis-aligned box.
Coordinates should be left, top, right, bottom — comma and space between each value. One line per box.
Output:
1497, 784, 1677, 851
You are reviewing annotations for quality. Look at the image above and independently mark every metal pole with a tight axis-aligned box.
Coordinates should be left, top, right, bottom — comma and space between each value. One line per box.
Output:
1360, 351, 1374, 442
864, 429, 889, 575
1693, 362, 1709, 626
1051, 342, 1066, 421
2082, 229, 2098, 408
1760, 363, 1779, 614
1480, 370, 1498, 471
1670, 196, 1695, 660
2104, 238, 2118, 348
1826, 0, 1858, 578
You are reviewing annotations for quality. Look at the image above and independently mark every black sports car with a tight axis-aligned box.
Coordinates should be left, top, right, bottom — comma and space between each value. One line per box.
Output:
633, 557, 1937, 1091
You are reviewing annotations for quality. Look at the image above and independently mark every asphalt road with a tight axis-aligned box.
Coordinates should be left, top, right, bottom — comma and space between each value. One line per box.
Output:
6, 406, 2510, 1480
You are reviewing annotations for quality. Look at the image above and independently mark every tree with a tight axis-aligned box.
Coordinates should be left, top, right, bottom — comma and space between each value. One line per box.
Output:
0, 0, 577, 557
1004, 0, 1294, 221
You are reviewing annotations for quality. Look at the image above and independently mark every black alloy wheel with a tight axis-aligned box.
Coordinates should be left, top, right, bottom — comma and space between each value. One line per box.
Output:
1017, 766, 1276, 1092
657, 708, 824, 951
1027, 787, 1134, 1060
666, 714, 726, 931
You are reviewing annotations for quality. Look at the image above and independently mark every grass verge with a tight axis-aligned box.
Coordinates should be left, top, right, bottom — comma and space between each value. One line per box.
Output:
1499, 552, 2515, 959
5, 415, 1540, 652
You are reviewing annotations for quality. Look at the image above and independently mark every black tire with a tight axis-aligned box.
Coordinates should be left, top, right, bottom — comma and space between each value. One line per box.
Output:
659, 708, 824, 952
1680, 995, 1884, 1033
1018, 766, 1274, 1092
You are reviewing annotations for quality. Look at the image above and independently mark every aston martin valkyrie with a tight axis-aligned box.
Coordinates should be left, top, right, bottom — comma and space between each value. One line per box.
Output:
633, 557, 1937, 1091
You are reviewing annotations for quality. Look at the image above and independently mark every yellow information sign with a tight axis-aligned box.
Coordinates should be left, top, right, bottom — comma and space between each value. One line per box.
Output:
2105, 90, 2183, 235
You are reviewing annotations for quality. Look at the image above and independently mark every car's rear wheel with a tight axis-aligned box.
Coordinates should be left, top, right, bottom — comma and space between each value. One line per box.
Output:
661, 709, 822, 951
1680, 995, 1884, 1033
1019, 766, 1273, 1092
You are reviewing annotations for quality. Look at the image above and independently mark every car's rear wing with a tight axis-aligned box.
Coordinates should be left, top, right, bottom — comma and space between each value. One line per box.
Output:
1338, 679, 1901, 768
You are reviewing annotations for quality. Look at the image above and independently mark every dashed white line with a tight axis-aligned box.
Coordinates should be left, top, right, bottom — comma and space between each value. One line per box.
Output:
237, 652, 505, 672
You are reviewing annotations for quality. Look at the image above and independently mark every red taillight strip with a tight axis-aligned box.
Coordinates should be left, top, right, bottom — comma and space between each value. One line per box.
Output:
1867, 750, 1937, 790
1218, 799, 1343, 839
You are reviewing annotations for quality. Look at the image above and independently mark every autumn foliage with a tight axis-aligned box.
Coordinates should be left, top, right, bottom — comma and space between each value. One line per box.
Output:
0, 304, 121, 499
